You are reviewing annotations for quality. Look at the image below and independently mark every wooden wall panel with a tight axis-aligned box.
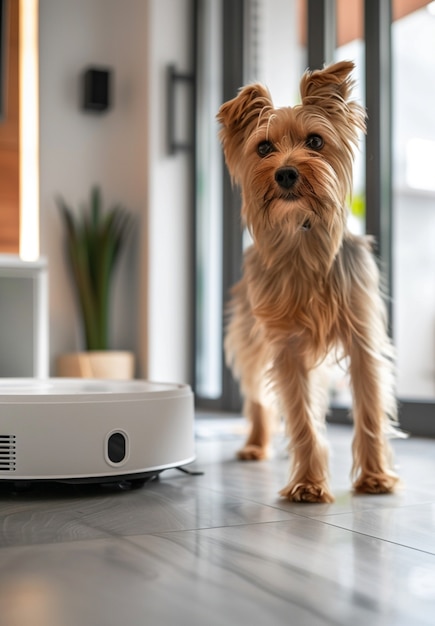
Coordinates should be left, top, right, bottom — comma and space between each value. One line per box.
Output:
0, 0, 20, 254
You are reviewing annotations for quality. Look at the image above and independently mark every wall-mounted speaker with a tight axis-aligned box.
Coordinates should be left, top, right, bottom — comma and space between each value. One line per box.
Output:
82, 67, 112, 112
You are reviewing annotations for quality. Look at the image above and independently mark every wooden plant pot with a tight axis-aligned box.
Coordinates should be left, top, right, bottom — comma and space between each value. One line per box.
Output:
56, 351, 135, 380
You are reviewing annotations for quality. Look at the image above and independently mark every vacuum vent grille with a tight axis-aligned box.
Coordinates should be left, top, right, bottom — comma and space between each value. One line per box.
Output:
0, 435, 17, 471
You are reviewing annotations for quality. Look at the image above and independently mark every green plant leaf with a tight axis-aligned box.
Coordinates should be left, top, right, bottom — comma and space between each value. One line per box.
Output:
57, 187, 132, 351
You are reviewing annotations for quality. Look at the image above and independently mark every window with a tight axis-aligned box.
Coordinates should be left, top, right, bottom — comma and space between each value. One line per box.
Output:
194, 0, 435, 433
392, 1, 435, 402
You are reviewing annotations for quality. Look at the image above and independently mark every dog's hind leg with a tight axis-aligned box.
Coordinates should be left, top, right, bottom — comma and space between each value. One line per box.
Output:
227, 331, 274, 460
237, 399, 271, 460
225, 281, 273, 460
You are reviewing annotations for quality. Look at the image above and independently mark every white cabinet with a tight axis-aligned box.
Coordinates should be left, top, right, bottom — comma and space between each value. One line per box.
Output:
0, 255, 49, 377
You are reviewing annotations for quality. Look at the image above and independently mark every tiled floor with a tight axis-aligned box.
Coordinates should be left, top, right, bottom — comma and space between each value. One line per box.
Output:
1, 416, 435, 625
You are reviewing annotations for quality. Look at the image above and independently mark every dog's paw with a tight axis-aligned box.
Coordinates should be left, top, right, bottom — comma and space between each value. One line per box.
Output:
353, 472, 400, 495
279, 482, 335, 503
237, 445, 268, 461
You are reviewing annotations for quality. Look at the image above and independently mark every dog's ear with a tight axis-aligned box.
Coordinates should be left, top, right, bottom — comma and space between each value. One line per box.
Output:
217, 84, 273, 181
300, 60, 366, 133
300, 60, 356, 109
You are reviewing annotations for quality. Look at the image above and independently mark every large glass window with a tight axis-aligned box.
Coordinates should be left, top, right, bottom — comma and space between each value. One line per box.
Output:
328, 0, 365, 405
195, 0, 306, 407
335, 0, 365, 237
245, 0, 306, 104
392, 1, 435, 401
194, 0, 435, 431
195, 0, 223, 400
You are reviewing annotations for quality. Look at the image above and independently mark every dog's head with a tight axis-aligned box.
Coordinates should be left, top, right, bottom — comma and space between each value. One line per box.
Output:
217, 61, 366, 255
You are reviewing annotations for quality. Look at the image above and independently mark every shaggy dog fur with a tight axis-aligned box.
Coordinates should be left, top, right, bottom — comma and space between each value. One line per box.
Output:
217, 61, 401, 503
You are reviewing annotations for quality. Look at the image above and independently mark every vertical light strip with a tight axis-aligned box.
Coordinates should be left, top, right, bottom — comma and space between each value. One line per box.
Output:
19, 0, 39, 261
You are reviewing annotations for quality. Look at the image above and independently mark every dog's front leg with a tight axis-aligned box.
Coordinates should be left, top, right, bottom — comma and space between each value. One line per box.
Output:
275, 345, 334, 503
349, 337, 400, 494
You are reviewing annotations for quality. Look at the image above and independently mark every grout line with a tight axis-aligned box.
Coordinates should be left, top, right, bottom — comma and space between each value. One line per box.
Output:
142, 515, 435, 559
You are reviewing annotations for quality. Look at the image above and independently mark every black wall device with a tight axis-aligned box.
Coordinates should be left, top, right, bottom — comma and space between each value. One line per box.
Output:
82, 67, 112, 112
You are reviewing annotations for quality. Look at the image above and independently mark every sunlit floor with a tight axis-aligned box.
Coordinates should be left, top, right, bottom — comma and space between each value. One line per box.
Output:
1, 416, 435, 626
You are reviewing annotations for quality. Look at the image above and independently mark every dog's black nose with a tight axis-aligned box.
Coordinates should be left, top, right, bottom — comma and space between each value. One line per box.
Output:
275, 166, 299, 189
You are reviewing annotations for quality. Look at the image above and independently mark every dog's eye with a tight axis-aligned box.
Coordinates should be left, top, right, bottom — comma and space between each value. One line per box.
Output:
306, 134, 324, 150
257, 141, 275, 157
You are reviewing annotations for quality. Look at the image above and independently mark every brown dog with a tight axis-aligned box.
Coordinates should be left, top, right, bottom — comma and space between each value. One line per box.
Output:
217, 61, 401, 503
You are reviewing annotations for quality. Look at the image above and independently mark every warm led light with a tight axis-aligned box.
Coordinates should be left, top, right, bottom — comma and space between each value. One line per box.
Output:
19, 0, 39, 261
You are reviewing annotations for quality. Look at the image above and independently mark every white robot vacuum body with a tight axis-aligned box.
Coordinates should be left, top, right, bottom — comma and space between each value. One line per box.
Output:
0, 379, 195, 485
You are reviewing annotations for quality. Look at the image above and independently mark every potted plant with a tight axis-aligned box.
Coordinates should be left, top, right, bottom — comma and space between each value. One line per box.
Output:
56, 186, 135, 379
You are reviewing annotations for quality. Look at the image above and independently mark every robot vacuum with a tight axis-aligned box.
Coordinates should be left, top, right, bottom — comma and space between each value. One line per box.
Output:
0, 378, 195, 487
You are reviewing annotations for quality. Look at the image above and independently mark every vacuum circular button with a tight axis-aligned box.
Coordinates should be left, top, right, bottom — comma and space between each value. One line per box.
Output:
107, 432, 127, 463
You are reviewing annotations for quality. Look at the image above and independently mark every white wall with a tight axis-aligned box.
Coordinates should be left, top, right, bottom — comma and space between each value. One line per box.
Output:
39, 0, 193, 384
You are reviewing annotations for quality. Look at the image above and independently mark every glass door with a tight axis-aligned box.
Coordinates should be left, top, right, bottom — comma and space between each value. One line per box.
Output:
195, 0, 224, 401
194, 0, 307, 410
330, 0, 365, 405
194, 0, 435, 433
392, 2, 435, 410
